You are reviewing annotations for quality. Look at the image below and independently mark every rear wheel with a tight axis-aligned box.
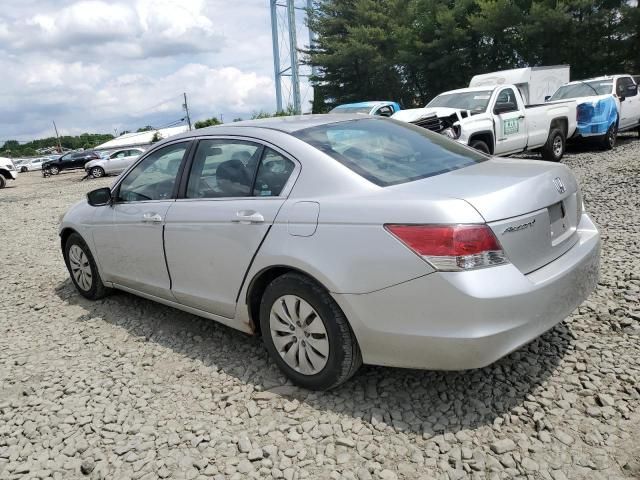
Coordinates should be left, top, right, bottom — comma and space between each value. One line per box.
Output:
469, 139, 490, 154
64, 233, 110, 300
260, 273, 362, 390
21, 166, 28, 173
90, 166, 105, 178
49, 165, 60, 175
601, 123, 617, 150
0, 175, 6, 189
541, 128, 565, 162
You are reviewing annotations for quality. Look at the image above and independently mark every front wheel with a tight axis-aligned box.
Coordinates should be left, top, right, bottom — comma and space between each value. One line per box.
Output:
601, 123, 617, 150
541, 128, 565, 162
260, 273, 362, 390
64, 233, 110, 300
90, 166, 105, 178
49, 165, 60, 175
0, 175, 6, 189
21, 166, 28, 173
469, 139, 490, 154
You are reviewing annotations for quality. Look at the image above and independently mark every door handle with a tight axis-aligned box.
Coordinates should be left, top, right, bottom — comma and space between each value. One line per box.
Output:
232, 210, 264, 224
142, 212, 163, 223
517, 115, 525, 119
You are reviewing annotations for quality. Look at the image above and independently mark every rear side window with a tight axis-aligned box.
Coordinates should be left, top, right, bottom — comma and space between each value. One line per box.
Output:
293, 118, 487, 186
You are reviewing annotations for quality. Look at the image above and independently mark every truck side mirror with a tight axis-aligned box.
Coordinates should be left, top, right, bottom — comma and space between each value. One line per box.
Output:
544, 95, 551, 102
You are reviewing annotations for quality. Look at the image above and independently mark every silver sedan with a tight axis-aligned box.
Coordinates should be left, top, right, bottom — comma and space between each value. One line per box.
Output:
59, 115, 600, 390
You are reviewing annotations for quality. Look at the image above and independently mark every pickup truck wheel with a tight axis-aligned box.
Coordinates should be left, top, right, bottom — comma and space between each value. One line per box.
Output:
469, 140, 490, 154
49, 165, 60, 175
0, 175, 6, 189
601, 123, 617, 150
542, 128, 565, 162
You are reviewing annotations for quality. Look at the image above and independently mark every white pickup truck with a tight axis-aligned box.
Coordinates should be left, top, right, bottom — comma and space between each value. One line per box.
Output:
0, 157, 17, 189
392, 84, 577, 161
548, 75, 640, 149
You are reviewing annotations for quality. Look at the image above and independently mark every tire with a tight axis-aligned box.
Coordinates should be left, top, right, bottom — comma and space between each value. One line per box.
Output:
21, 166, 28, 173
541, 128, 565, 162
49, 165, 60, 175
469, 139, 490, 154
90, 166, 105, 178
600, 123, 617, 150
260, 273, 362, 390
0, 175, 6, 189
63, 233, 110, 300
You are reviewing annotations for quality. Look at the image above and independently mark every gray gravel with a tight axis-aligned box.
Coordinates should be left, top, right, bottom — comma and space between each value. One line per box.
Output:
1, 136, 639, 480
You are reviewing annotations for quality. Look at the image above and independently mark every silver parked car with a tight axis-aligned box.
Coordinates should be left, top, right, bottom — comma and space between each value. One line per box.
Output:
85, 148, 145, 178
59, 115, 600, 390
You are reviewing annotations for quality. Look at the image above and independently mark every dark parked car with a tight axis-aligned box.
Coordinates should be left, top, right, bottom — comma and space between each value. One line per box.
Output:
42, 151, 100, 176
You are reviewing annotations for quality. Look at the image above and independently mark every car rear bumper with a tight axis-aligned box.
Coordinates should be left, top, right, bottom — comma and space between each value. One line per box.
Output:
333, 213, 600, 370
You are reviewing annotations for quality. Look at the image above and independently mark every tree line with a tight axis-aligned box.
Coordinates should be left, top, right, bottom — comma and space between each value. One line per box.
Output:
0, 134, 114, 158
306, 0, 640, 111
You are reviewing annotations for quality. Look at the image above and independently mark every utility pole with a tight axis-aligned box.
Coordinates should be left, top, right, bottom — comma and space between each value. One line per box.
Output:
270, 0, 283, 112
52, 121, 62, 153
287, 0, 301, 114
183, 93, 192, 131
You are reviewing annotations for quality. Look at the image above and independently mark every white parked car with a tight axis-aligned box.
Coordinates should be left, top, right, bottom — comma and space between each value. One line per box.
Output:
85, 148, 145, 178
0, 157, 17, 188
59, 115, 600, 389
18, 157, 46, 172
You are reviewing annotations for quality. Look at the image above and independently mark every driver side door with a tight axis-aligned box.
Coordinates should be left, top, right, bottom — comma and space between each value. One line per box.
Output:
92, 141, 192, 300
492, 87, 527, 154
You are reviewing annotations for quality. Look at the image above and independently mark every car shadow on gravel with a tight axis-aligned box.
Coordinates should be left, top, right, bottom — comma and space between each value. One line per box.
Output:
55, 278, 573, 436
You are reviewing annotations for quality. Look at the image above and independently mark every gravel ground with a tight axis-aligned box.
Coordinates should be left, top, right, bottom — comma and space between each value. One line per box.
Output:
1, 136, 639, 480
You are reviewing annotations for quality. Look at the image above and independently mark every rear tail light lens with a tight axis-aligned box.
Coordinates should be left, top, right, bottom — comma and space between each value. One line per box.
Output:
385, 224, 509, 271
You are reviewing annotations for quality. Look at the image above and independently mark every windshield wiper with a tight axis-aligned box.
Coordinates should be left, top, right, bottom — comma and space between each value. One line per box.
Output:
577, 81, 600, 96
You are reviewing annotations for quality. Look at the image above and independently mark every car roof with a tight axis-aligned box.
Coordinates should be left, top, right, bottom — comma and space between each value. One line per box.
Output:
564, 76, 626, 85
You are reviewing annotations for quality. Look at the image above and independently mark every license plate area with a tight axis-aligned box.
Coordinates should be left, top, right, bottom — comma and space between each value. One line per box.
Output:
548, 201, 569, 242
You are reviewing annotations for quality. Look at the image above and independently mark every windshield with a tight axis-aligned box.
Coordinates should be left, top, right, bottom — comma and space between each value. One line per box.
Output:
550, 81, 612, 100
293, 118, 487, 187
426, 90, 493, 112
330, 106, 372, 114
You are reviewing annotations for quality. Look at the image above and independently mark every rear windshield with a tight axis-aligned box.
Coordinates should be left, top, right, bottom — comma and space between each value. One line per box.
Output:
293, 118, 487, 186
550, 81, 612, 100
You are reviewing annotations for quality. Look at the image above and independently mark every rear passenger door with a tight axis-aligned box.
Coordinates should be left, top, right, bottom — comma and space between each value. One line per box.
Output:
163, 138, 298, 319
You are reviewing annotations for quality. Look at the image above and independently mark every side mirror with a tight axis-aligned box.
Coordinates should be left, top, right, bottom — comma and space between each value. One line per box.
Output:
87, 187, 112, 207
493, 104, 515, 115
544, 95, 551, 102
619, 95, 626, 102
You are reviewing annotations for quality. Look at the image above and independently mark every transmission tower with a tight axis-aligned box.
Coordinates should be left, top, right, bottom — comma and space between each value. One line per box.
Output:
270, 0, 315, 114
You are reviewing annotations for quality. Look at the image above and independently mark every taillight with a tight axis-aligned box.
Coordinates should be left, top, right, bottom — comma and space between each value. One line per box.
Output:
385, 224, 509, 271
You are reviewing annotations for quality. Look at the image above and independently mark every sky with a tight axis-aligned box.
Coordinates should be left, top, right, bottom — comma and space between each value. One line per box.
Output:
0, 0, 314, 142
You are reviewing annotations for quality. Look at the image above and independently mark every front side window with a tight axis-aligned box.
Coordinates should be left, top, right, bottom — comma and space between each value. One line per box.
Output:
495, 88, 518, 112
117, 142, 189, 202
293, 118, 487, 187
186, 140, 261, 198
617, 77, 637, 97
376, 106, 394, 117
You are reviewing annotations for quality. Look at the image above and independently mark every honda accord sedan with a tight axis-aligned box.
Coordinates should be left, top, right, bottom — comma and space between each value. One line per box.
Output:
59, 115, 600, 390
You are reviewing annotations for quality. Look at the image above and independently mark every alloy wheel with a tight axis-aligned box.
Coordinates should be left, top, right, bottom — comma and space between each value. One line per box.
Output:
91, 167, 104, 178
50, 166, 59, 175
68, 245, 93, 291
269, 295, 329, 375
552, 135, 563, 158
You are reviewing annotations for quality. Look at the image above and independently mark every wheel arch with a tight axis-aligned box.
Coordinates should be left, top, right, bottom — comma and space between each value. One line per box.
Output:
245, 265, 336, 336
468, 131, 495, 154
550, 117, 568, 137
0, 168, 11, 180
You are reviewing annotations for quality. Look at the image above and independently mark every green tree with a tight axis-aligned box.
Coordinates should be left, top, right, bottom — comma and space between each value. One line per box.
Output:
151, 131, 163, 143
137, 125, 154, 132
194, 117, 222, 129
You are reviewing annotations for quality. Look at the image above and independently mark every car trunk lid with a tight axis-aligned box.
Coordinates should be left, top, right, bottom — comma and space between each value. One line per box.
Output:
389, 158, 581, 274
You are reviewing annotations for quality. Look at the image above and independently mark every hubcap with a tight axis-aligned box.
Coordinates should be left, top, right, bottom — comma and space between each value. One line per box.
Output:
92, 168, 103, 178
68, 245, 92, 291
51, 167, 59, 174
552, 136, 563, 157
269, 295, 329, 375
